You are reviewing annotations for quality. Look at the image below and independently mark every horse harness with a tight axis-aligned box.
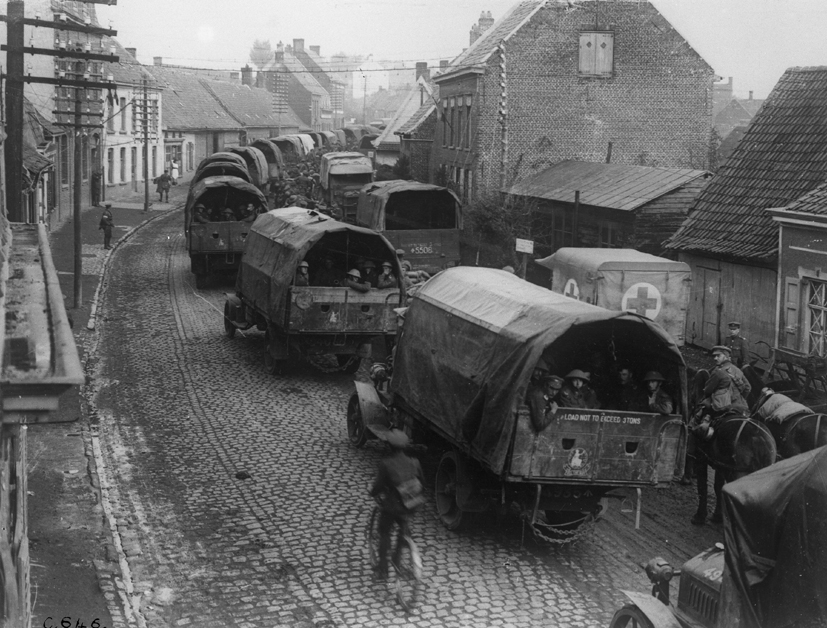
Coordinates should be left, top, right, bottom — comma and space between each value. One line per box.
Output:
705, 415, 774, 473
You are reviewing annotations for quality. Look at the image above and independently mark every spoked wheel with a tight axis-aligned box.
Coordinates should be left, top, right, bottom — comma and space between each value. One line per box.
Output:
609, 604, 654, 628
392, 536, 423, 613
347, 394, 368, 448
337, 354, 362, 374
223, 302, 236, 338
366, 506, 381, 569
435, 451, 464, 530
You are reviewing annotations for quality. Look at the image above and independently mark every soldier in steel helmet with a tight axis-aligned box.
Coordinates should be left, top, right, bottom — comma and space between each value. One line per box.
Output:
526, 358, 563, 431
642, 371, 674, 415
346, 268, 370, 293
295, 260, 310, 286
559, 370, 599, 409
369, 430, 425, 581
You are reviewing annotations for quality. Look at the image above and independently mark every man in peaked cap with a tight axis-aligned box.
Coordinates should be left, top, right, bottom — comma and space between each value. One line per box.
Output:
724, 321, 749, 368
709, 345, 751, 413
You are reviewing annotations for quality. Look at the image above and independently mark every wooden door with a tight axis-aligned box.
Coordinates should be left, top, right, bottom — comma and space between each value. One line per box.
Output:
700, 267, 722, 346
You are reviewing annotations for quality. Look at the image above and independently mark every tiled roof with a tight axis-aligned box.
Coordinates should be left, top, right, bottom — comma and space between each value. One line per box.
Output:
506, 160, 708, 210
448, 0, 546, 70
144, 65, 242, 131
781, 182, 827, 216
201, 80, 304, 129
281, 52, 330, 102
666, 66, 827, 261
104, 38, 155, 84
396, 84, 439, 136
373, 80, 432, 150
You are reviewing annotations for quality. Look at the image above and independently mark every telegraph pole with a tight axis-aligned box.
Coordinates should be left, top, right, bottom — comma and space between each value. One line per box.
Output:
5, 1, 25, 221
143, 77, 149, 212
73, 73, 84, 306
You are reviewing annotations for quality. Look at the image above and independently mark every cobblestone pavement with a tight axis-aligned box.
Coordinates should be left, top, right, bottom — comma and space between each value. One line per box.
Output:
89, 210, 725, 627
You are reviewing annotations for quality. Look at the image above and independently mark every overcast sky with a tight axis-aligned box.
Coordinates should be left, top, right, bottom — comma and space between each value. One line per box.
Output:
98, 0, 826, 98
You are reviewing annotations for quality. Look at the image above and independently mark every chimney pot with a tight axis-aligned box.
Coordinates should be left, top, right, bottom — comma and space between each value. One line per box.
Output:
415, 61, 430, 82
309, 45, 320, 55
748, 90, 753, 100
293, 38, 304, 53
242, 65, 253, 86
153, 56, 162, 66
125, 47, 137, 58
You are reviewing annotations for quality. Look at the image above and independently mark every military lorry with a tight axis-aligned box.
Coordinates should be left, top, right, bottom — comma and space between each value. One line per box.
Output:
318, 152, 374, 221
184, 175, 268, 288
223, 207, 405, 374
536, 248, 691, 346
348, 267, 687, 536
355, 181, 462, 274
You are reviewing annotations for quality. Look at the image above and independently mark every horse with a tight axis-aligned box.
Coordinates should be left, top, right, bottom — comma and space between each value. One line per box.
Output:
751, 388, 827, 459
688, 369, 778, 525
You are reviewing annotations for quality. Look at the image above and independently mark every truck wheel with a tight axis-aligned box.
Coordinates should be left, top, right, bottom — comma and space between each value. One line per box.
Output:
435, 451, 464, 530
223, 302, 236, 338
337, 355, 361, 374
609, 604, 654, 628
346, 394, 368, 448
264, 349, 286, 375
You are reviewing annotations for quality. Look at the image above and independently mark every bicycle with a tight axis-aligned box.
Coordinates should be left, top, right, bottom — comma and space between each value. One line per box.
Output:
366, 504, 423, 612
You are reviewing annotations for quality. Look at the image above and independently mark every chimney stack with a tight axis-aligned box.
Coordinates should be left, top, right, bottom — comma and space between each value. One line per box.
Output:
309, 45, 320, 56
242, 65, 253, 86
153, 56, 163, 66
274, 41, 284, 62
748, 90, 753, 101
439, 60, 449, 72
125, 47, 137, 59
415, 61, 430, 82
293, 38, 304, 53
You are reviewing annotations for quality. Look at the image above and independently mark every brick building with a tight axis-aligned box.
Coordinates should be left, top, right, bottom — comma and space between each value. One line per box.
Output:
428, 0, 715, 198
396, 84, 439, 183
666, 66, 827, 351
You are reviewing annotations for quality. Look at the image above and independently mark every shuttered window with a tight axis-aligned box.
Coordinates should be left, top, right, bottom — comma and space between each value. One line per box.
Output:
782, 277, 800, 350
806, 279, 827, 357
579, 31, 614, 77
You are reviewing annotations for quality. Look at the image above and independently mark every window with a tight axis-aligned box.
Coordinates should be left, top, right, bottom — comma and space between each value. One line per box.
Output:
441, 100, 448, 146
120, 147, 126, 182
457, 104, 464, 149
465, 96, 472, 149
152, 146, 157, 178
551, 210, 573, 250
598, 221, 623, 248
807, 279, 827, 357
60, 136, 69, 185
187, 143, 194, 170
579, 31, 614, 77
107, 148, 114, 184
449, 98, 455, 146
107, 99, 115, 132
120, 97, 127, 132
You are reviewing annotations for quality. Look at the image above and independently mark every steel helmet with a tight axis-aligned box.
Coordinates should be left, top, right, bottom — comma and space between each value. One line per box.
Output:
535, 357, 550, 372
347, 268, 361, 279
386, 429, 409, 450
642, 371, 665, 382
381, 261, 393, 268
566, 369, 590, 382
298, 261, 309, 268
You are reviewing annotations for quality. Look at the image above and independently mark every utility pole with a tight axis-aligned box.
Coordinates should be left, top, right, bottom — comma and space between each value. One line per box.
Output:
1, 0, 118, 309
143, 77, 149, 212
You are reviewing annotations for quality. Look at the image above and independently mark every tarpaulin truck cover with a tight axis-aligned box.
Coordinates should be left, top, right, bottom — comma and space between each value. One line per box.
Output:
536, 248, 691, 346
236, 207, 403, 325
719, 446, 827, 628
355, 180, 463, 231
390, 267, 684, 474
320, 152, 373, 189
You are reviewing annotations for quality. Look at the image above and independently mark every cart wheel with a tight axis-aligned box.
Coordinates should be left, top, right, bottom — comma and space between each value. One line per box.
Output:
223, 302, 236, 338
347, 394, 368, 448
609, 604, 654, 628
435, 451, 464, 530
366, 506, 380, 568
194, 273, 208, 289
337, 354, 362, 374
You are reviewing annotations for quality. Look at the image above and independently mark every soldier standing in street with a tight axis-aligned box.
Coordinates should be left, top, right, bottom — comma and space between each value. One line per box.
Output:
99, 203, 114, 250
724, 322, 749, 368
154, 170, 173, 202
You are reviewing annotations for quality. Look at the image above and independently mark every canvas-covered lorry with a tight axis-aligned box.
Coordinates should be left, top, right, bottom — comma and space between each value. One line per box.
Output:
184, 175, 269, 288
348, 267, 688, 536
223, 207, 405, 374
319, 152, 374, 221
536, 248, 691, 346
355, 180, 462, 274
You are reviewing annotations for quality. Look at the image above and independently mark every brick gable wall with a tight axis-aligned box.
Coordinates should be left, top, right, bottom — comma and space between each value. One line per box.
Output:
436, 1, 714, 197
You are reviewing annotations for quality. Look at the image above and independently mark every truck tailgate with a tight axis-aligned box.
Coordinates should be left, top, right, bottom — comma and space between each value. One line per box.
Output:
189, 222, 250, 254
289, 287, 399, 333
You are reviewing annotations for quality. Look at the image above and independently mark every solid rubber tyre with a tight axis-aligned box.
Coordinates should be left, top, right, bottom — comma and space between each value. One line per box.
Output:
609, 604, 655, 628
435, 451, 464, 531
347, 394, 368, 448
223, 302, 236, 338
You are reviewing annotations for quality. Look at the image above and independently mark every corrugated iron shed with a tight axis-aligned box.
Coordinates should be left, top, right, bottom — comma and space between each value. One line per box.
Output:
666, 66, 827, 262
506, 160, 708, 211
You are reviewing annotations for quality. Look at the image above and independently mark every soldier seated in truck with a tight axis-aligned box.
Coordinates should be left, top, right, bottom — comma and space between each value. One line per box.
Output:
193, 204, 210, 224
377, 261, 396, 289
346, 268, 370, 293
314, 256, 343, 287
295, 261, 310, 286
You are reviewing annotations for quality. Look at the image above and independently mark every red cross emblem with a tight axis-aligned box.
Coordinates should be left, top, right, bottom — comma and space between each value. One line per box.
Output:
622, 283, 662, 319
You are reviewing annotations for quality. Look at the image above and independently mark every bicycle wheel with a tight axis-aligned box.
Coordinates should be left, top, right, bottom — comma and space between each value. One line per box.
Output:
366, 506, 380, 569
392, 536, 422, 613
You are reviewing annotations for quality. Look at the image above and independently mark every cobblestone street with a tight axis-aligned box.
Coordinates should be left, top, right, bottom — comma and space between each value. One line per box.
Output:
87, 209, 725, 627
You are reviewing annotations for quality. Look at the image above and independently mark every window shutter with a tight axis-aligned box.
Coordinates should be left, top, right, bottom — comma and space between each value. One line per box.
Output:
594, 32, 614, 76
579, 33, 597, 74
782, 277, 800, 350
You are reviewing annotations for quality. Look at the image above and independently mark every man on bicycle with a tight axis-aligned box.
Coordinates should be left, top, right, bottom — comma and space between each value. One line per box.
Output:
370, 430, 425, 581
